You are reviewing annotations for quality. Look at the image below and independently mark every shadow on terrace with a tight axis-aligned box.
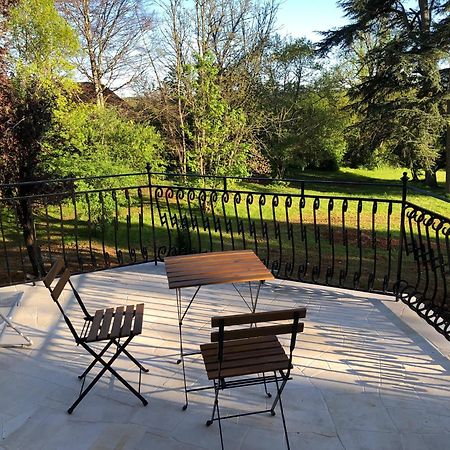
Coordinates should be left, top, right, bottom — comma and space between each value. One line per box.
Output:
1, 262, 450, 450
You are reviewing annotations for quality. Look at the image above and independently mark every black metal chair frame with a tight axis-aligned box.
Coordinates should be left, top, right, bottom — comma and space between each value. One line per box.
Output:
201, 307, 306, 450
43, 259, 149, 414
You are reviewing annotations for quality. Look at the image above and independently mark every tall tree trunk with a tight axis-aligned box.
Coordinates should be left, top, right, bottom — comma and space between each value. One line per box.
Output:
425, 169, 437, 187
446, 99, 450, 194
16, 195, 44, 278
170, 0, 187, 173
82, 0, 104, 107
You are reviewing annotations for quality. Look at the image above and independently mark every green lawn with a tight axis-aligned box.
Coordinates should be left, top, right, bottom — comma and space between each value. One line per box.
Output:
250, 167, 449, 217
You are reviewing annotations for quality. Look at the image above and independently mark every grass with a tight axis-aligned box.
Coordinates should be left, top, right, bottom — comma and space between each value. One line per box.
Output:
269, 166, 449, 216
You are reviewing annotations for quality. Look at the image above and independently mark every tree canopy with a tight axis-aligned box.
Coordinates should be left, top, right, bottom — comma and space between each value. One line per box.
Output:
319, 0, 450, 185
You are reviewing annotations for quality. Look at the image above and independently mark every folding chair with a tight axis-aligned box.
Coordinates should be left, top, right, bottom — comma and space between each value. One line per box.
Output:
43, 258, 149, 414
0, 293, 33, 347
200, 307, 306, 450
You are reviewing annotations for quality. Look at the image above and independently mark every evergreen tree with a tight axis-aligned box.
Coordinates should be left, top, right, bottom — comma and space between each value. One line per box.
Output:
319, 0, 450, 186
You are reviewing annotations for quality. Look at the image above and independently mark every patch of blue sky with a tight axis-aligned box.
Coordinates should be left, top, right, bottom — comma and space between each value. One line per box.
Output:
276, 0, 348, 41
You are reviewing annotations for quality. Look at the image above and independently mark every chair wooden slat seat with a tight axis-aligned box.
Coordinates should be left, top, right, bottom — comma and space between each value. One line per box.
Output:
201, 336, 291, 379
83, 304, 144, 343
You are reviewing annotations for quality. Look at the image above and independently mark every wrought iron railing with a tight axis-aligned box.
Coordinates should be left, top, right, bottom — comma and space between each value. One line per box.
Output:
0, 166, 448, 340
397, 203, 450, 337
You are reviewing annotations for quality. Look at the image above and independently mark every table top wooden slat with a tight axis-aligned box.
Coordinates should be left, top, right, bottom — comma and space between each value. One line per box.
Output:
165, 250, 253, 263
166, 266, 269, 281
165, 250, 273, 289
165, 257, 267, 274
165, 255, 264, 272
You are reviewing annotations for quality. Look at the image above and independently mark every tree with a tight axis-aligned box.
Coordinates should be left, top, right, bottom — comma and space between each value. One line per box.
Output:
141, 0, 277, 175
44, 103, 166, 180
319, 0, 450, 187
183, 53, 250, 177
3, 0, 79, 184
444, 67, 450, 193
1, 0, 79, 276
0, 1, 17, 185
257, 36, 350, 177
58, 0, 152, 106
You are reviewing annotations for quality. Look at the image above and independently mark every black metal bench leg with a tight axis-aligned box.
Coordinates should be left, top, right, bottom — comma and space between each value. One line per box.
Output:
262, 372, 272, 398
206, 380, 224, 450
114, 339, 149, 373
270, 371, 288, 413
68, 336, 148, 414
274, 373, 290, 450
206, 380, 219, 426
78, 339, 114, 379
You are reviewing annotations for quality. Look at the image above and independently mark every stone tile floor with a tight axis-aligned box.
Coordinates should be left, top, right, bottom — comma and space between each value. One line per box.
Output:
0, 263, 449, 450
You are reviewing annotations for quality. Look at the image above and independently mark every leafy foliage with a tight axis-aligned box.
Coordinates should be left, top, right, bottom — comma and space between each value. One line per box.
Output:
183, 54, 252, 177
8, 0, 79, 81
258, 36, 351, 177
319, 0, 450, 182
44, 104, 165, 179
1, 0, 79, 188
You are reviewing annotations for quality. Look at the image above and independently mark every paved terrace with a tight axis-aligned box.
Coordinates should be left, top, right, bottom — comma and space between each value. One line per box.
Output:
1, 263, 450, 450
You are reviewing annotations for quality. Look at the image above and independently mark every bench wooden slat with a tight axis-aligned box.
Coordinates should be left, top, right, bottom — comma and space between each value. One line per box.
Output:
98, 308, 114, 340
207, 360, 291, 380
211, 307, 307, 327
121, 305, 135, 337
110, 306, 125, 339
133, 303, 145, 336
43, 258, 65, 288
211, 323, 304, 342
204, 347, 286, 369
86, 309, 104, 342
51, 269, 71, 301
201, 335, 280, 355
205, 352, 289, 372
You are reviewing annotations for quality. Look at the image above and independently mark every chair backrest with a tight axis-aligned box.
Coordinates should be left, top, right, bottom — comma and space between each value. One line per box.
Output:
210, 307, 306, 374
44, 258, 91, 320
43, 258, 83, 341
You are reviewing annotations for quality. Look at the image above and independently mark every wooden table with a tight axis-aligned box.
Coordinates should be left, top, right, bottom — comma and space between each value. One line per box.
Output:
164, 250, 274, 409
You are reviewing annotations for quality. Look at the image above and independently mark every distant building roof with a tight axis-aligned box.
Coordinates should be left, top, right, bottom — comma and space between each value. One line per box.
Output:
75, 82, 125, 107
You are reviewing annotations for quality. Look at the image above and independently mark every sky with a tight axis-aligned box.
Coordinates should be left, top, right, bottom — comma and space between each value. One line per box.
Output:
276, 0, 348, 42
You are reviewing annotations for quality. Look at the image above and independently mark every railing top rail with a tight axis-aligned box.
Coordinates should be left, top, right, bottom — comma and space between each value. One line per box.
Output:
0, 182, 403, 204
408, 185, 450, 204
150, 182, 403, 203
0, 183, 150, 202
0, 171, 148, 189
405, 201, 450, 223
148, 170, 403, 188
0, 170, 404, 190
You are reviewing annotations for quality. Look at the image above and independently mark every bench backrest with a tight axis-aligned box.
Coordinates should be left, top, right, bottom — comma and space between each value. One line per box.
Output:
211, 307, 306, 373
43, 258, 86, 341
